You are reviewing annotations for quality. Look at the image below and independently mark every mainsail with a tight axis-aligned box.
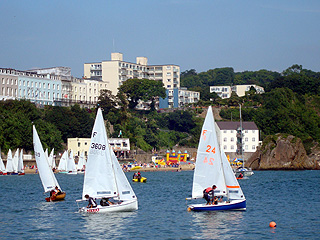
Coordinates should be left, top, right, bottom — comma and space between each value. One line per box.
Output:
33, 125, 61, 192
82, 108, 118, 200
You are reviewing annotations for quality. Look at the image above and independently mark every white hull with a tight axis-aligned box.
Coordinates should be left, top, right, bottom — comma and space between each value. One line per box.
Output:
79, 199, 138, 213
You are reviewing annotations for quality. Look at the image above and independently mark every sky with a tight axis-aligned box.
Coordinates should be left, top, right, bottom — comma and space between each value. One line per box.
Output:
1, 0, 320, 78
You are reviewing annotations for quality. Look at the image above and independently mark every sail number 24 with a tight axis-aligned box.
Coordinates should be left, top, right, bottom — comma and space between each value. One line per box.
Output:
203, 145, 215, 165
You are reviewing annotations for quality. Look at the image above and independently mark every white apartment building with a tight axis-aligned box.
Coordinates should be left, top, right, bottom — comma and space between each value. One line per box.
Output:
210, 84, 264, 99
209, 86, 232, 99
215, 121, 260, 153
231, 84, 265, 97
84, 52, 180, 96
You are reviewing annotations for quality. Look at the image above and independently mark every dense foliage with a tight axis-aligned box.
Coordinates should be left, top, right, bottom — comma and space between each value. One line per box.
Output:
0, 65, 319, 154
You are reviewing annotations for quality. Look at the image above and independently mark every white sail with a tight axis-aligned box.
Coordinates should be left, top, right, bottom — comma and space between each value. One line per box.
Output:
5, 149, 13, 173
58, 151, 68, 171
49, 149, 55, 168
0, 149, 6, 172
77, 151, 86, 170
45, 149, 49, 166
192, 106, 227, 199
33, 125, 61, 192
111, 148, 137, 201
18, 149, 24, 173
82, 108, 118, 200
221, 150, 244, 200
12, 148, 19, 173
67, 150, 77, 173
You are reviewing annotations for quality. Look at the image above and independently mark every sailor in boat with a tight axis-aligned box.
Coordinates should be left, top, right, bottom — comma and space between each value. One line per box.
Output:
100, 197, 115, 206
203, 185, 217, 205
85, 194, 97, 208
54, 186, 62, 195
136, 171, 142, 181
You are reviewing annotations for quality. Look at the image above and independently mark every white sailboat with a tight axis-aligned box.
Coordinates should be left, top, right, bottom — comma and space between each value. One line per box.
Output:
0, 149, 6, 174
76, 151, 86, 173
5, 149, 14, 175
77, 108, 138, 213
49, 149, 56, 169
12, 148, 19, 174
187, 106, 246, 211
18, 149, 25, 175
66, 150, 77, 174
33, 125, 66, 201
57, 150, 68, 173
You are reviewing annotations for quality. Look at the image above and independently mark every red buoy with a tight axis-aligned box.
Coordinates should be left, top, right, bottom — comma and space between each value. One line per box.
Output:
269, 221, 276, 228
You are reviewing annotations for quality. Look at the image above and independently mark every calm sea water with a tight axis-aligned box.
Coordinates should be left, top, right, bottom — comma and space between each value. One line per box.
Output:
0, 170, 319, 239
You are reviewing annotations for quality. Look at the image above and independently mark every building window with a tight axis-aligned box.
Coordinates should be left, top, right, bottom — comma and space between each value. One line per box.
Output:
78, 142, 80, 147
252, 145, 256, 150
231, 130, 234, 133
167, 85, 171, 88
224, 145, 227, 150
245, 145, 248, 150
245, 137, 248, 142
223, 130, 227, 133
245, 130, 248, 133
85, 142, 87, 145
231, 137, 234, 142
252, 130, 255, 133
252, 137, 255, 142
223, 137, 227, 142
231, 145, 234, 149
48, 83, 50, 89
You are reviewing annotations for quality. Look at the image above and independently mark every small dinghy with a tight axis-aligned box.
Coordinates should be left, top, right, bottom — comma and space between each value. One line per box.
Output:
186, 106, 246, 211
77, 108, 138, 213
33, 126, 66, 202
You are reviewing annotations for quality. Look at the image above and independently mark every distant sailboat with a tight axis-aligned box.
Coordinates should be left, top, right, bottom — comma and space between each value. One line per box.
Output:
5, 149, 14, 175
12, 149, 19, 175
57, 151, 68, 173
77, 151, 86, 173
67, 150, 77, 174
187, 106, 246, 211
18, 149, 25, 175
0, 149, 6, 175
77, 108, 138, 213
33, 125, 66, 202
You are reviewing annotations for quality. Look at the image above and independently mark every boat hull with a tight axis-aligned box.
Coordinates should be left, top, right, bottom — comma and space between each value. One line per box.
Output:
132, 177, 147, 183
188, 199, 246, 212
79, 199, 138, 213
45, 192, 66, 202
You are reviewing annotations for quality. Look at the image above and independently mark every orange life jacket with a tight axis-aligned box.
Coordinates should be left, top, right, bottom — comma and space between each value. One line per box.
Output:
205, 187, 212, 193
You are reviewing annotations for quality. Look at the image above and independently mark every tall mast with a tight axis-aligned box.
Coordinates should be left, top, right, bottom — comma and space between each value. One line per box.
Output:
239, 104, 244, 168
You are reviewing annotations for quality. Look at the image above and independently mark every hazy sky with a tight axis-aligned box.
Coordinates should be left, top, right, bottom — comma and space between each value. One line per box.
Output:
1, 0, 319, 78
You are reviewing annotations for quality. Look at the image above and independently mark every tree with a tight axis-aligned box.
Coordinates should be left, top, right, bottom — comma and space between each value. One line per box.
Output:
118, 78, 166, 110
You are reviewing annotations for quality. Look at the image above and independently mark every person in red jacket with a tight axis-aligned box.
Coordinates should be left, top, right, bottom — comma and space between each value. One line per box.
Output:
203, 185, 217, 205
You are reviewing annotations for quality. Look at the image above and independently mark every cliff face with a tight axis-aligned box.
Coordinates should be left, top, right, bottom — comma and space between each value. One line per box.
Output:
246, 134, 320, 170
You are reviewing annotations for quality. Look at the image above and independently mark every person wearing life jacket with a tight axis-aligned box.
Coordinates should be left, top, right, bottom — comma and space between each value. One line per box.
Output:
85, 194, 97, 208
203, 185, 217, 205
137, 171, 142, 182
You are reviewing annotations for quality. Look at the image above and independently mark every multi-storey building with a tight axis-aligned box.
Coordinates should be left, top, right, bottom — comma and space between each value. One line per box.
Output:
84, 52, 180, 96
215, 121, 260, 153
1, 67, 62, 105
210, 84, 264, 99
231, 84, 265, 97
84, 52, 199, 108
159, 88, 200, 109
0, 68, 19, 100
209, 86, 232, 99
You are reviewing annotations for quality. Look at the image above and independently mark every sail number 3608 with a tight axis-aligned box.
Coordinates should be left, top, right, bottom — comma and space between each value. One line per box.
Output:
91, 143, 106, 150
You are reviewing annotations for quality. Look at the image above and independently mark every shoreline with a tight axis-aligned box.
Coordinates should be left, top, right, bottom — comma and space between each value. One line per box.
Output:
21, 164, 195, 174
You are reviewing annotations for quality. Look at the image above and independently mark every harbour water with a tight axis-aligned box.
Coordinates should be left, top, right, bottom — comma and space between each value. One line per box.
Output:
0, 170, 319, 239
